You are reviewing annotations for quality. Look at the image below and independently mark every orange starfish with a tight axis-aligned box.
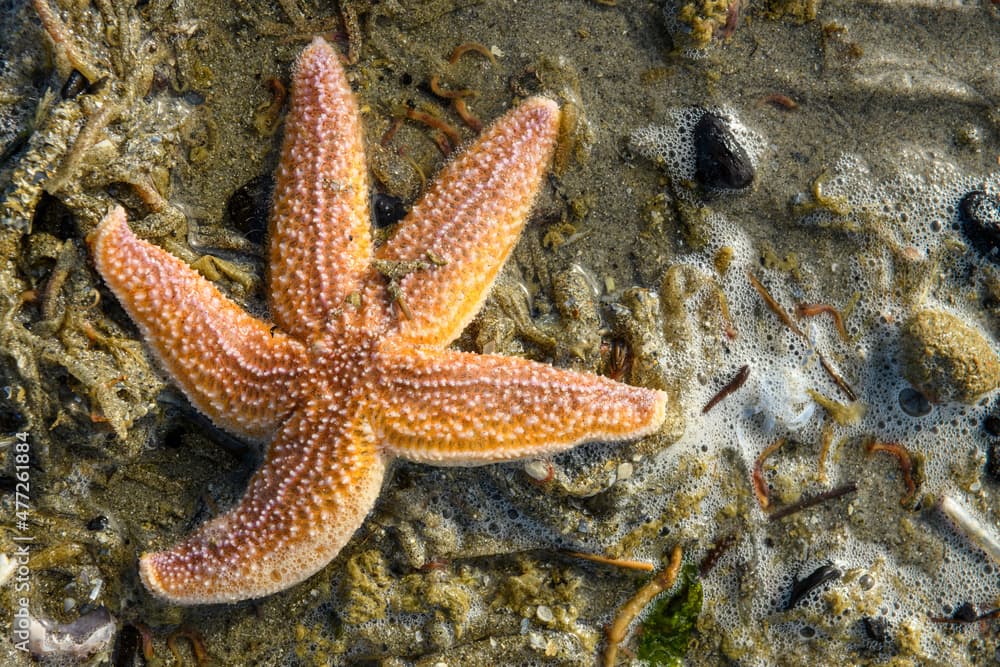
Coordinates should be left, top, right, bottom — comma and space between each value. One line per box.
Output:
89, 37, 668, 604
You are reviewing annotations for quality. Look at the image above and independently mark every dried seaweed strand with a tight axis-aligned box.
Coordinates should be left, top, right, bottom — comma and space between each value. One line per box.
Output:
702, 364, 749, 414
563, 550, 655, 572
816, 419, 834, 482
768, 481, 858, 522
752, 437, 787, 510
44, 101, 119, 195
604, 545, 683, 667
929, 606, 1000, 624
699, 533, 737, 577
746, 271, 805, 338
818, 354, 858, 401
339, 0, 362, 64
32, 0, 104, 82
865, 440, 916, 506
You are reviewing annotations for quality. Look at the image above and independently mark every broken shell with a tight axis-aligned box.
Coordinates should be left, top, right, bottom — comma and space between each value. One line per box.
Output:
28, 607, 115, 660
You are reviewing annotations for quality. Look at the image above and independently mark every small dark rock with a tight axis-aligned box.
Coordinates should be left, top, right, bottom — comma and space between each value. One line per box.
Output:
224, 174, 274, 245
373, 192, 408, 228
984, 414, 1000, 437
987, 441, 1000, 482
953, 602, 978, 622
693, 111, 754, 191
862, 616, 889, 644
86, 516, 109, 531
959, 190, 1000, 262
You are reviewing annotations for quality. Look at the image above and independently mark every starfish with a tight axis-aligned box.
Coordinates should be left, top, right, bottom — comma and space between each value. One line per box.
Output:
89, 37, 668, 604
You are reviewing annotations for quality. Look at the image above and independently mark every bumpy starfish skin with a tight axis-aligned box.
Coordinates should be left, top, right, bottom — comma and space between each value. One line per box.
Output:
89, 37, 668, 604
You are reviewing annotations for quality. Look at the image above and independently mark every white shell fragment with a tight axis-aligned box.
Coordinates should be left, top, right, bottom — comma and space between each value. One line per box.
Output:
938, 495, 1000, 565
28, 607, 115, 660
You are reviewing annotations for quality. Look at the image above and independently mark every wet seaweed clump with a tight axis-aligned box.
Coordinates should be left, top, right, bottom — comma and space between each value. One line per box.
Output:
959, 190, 1000, 263
693, 111, 755, 192
636, 563, 703, 665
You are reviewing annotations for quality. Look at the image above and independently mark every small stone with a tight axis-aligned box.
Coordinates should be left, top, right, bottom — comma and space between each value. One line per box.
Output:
899, 309, 1000, 403
693, 111, 754, 191
86, 516, 108, 531
985, 414, 1000, 437
862, 616, 889, 644
373, 192, 408, 228
616, 461, 634, 482
987, 441, 1000, 482
535, 604, 554, 623
959, 190, 1000, 262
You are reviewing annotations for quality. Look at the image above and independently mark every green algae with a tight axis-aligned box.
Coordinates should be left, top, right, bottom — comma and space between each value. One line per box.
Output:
637, 563, 703, 666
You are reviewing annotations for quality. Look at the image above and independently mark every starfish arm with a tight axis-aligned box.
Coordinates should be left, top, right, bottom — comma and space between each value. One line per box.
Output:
376, 97, 561, 347
90, 206, 307, 441
268, 37, 371, 340
139, 398, 385, 604
373, 346, 668, 464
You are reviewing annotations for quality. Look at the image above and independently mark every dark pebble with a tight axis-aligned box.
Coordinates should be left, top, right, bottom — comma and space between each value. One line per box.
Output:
224, 174, 274, 245
987, 440, 1000, 482
373, 192, 408, 228
86, 515, 109, 531
954, 602, 978, 622
862, 616, 889, 644
898, 386, 932, 417
984, 414, 1000, 437
693, 111, 755, 191
959, 190, 1000, 262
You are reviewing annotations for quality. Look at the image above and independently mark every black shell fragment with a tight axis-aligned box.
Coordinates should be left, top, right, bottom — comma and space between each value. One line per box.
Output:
61, 69, 90, 99
959, 190, 1000, 263
785, 564, 841, 610
693, 111, 754, 191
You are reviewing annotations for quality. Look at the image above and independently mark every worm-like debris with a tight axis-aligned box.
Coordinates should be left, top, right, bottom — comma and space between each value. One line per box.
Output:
604, 545, 683, 667
752, 437, 786, 510
702, 364, 749, 414
768, 481, 858, 522
865, 440, 918, 507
